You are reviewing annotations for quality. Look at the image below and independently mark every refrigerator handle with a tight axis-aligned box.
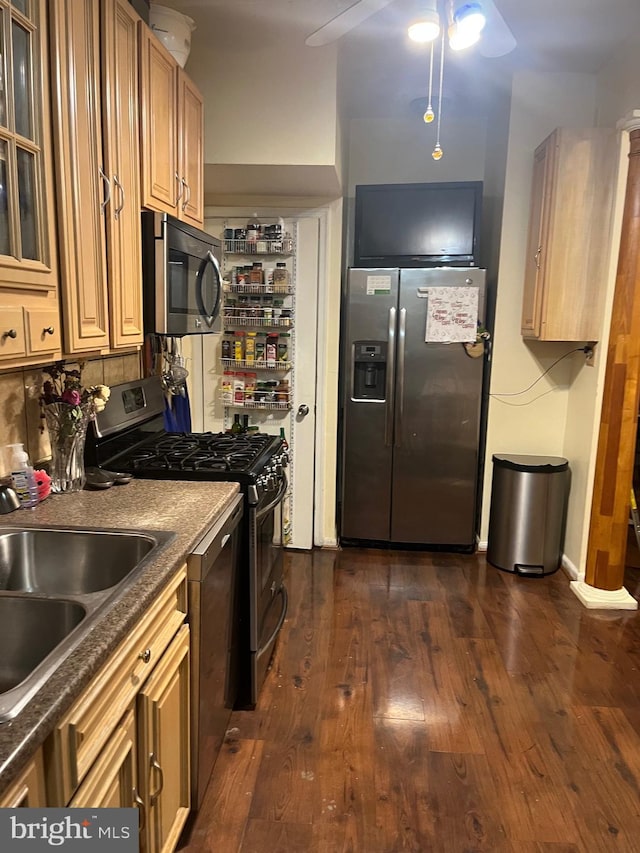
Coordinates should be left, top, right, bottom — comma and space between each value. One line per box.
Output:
395, 308, 407, 447
385, 307, 396, 447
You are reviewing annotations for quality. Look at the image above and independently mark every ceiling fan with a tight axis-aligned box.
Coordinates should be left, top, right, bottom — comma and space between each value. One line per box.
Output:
305, 0, 517, 58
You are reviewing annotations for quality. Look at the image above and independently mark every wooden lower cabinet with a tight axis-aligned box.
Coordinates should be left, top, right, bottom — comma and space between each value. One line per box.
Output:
70, 707, 138, 810
69, 627, 191, 853
138, 624, 191, 853
0, 749, 47, 808
42, 566, 190, 853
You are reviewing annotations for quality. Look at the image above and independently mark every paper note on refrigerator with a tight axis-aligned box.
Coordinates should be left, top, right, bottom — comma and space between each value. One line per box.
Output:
366, 275, 391, 294
424, 286, 478, 343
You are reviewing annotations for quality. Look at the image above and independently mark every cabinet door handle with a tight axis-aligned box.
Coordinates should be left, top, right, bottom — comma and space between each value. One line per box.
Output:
133, 787, 146, 832
534, 245, 542, 270
43, 326, 55, 336
3, 328, 17, 339
175, 171, 183, 205
182, 179, 191, 212
113, 175, 125, 219
138, 648, 151, 664
99, 167, 111, 213
149, 753, 164, 804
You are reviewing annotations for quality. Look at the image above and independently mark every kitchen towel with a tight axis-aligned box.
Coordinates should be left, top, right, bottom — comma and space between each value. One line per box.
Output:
163, 387, 192, 433
424, 286, 479, 343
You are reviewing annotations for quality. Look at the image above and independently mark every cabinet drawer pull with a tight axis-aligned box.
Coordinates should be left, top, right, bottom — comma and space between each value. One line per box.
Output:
149, 753, 164, 804
133, 787, 146, 831
138, 648, 152, 664
43, 326, 55, 336
3, 328, 17, 339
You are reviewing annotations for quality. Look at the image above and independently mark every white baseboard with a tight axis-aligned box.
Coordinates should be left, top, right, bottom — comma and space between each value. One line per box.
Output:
477, 539, 488, 552
561, 553, 582, 581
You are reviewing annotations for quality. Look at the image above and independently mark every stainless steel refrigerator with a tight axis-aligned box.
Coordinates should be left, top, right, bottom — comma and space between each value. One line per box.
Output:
340, 267, 486, 548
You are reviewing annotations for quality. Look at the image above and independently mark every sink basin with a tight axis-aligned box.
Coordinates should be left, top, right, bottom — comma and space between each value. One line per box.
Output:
0, 524, 174, 721
0, 528, 156, 594
0, 597, 86, 694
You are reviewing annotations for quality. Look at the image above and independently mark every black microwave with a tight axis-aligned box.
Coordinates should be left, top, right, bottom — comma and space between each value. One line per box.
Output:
142, 212, 223, 336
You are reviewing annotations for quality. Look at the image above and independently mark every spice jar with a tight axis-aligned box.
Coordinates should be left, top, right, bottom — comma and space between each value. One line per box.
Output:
221, 332, 233, 360
250, 262, 263, 285
277, 333, 289, 362
276, 379, 290, 403
273, 262, 290, 292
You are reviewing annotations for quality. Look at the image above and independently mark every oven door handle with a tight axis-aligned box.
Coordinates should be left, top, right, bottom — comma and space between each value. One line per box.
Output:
256, 474, 288, 521
258, 585, 288, 657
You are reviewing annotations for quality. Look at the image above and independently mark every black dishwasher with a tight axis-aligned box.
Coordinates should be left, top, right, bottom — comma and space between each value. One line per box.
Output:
186, 493, 243, 810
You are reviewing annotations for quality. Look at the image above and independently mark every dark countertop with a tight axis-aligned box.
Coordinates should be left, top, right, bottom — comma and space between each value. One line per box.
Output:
0, 478, 240, 794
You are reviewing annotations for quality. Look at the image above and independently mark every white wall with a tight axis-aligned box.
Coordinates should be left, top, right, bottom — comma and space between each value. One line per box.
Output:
480, 72, 603, 568
348, 117, 487, 192
186, 18, 339, 169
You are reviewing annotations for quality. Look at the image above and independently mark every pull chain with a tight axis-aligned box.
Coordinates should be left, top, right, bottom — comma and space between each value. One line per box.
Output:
432, 28, 445, 160
424, 41, 435, 123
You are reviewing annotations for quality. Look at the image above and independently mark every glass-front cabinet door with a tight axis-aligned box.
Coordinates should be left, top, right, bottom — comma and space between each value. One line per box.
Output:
0, 0, 58, 292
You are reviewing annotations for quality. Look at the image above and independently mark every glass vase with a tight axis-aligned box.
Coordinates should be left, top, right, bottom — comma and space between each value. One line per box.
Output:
43, 402, 91, 494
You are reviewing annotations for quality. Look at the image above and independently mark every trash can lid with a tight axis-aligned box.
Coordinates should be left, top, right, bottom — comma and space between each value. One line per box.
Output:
492, 454, 569, 473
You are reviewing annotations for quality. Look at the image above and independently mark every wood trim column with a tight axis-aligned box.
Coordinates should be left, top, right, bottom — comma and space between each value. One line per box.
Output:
585, 120, 640, 591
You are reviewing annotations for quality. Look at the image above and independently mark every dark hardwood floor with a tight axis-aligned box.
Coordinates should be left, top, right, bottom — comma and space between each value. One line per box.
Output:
180, 547, 640, 852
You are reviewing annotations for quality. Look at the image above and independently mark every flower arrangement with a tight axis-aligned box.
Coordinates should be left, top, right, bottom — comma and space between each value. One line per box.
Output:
39, 361, 111, 427
39, 361, 111, 493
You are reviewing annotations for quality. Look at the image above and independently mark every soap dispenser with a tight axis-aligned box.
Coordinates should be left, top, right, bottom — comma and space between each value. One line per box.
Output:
6, 443, 39, 509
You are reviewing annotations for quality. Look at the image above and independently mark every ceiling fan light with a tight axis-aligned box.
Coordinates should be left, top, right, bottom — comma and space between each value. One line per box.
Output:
408, 11, 440, 43
448, 21, 481, 50
453, 2, 486, 36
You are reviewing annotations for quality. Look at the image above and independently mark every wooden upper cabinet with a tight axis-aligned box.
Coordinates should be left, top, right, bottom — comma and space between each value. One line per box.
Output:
521, 127, 618, 342
0, 0, 59, 294
139, 25, 204, 227
50, 0, 144, 355
139, 27, 179, 215
178, 70, 204, 227
101, 0, 144, 349
49, 0, 110, 354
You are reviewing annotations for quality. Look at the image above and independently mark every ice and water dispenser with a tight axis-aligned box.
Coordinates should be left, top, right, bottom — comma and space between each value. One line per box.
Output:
352, 341, 387, 400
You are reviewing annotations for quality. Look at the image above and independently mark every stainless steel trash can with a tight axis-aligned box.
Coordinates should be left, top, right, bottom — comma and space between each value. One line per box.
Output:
487, 454, 570, 576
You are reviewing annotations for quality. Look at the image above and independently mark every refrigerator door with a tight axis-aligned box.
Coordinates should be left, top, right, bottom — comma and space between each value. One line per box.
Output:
341, 268, 399, 541
390, 268, 485, 546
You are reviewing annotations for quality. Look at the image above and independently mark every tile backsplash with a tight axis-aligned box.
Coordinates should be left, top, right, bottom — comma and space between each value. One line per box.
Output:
0, 353, 142, 477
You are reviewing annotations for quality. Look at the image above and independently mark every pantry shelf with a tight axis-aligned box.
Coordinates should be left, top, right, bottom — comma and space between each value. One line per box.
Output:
225, 284, 294, 296
223, 316, 293, 329
221, 398, 292, 411
224, 238, 294, 256
221, 358, 292, 371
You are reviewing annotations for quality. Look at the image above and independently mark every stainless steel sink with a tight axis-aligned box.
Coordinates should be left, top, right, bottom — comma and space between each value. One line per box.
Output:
0, 528, 156, 594
0, 525, 174, 722
0, 597, 86, 694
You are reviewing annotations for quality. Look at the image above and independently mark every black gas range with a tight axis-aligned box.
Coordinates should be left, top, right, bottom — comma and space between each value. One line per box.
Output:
85, 376, 289, 708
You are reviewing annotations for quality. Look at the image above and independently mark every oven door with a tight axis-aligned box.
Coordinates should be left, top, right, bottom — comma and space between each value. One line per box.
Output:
144, 212, 223, 336
248, 474, 288, 703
